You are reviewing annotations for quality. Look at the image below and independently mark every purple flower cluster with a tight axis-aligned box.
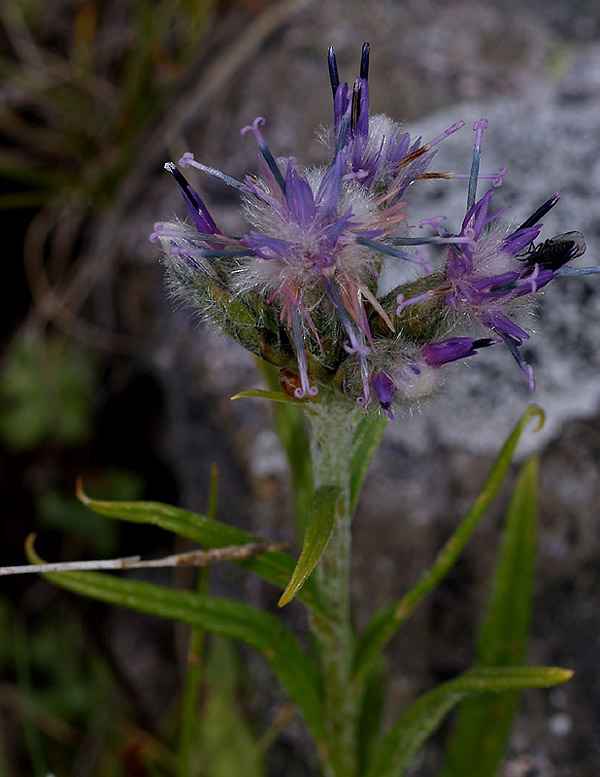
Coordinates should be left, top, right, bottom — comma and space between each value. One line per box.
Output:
396, 188, 586, 394
153, 44, 595, 419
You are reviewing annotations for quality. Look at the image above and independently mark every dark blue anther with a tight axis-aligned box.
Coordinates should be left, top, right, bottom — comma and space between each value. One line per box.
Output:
328, 46, 340, 97
360, 42, 370, 80
517, 192, 561, 230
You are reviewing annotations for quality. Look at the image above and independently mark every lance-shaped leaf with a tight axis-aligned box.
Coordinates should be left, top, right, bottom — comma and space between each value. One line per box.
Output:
230, 388, 301, 405
278, 486, 343, 607
353, 405, 544, 681
365, 666, 572, 777
76, 483, 323, 612
357, 657, 386, 776
440, 457, 540, 777
31, 562, 326, 742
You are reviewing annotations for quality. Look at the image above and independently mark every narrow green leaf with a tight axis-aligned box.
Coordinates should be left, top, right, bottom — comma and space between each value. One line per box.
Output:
366, 666, 572, 777
477, 457, 538, 664
358, 657, 386, 776
230, 388, 304, 404
76, 483, 323, 612
278, 486, 343, 607
440, 458, 540, 777
353, 405, 544, 681
33, 566, 326, 741
350, 413, 388, 514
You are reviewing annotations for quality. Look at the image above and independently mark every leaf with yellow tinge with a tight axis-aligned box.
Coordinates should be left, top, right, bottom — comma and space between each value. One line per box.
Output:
366, 666, 572, 777
278, 486, 343, 607
440, 458, 541, 777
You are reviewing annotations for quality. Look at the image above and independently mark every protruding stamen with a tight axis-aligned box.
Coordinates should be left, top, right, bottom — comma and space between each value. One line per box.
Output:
528, 263, 541, 293
170, 245, 253, 259
389, 234, 473, 247
473, 117, 487, 146
179, 152, 246, 191
467, 118, 488, 211
290, 307, 318, 399
356, 347, 372, 407
357, 237, 433, 273
427, 121, 465, 149
360, 42, 370, 79
335, 108, 351, 155
493, 166, 507, 187
452, 165, 507, 188
164, 162, 219, 235
556, 266, 600, 277
322, 277, 370, 356
351, 79, 361, 133
499, 332, 535, 391
149, 222, 166, 242
518, 192, 561, 230
417, 216, 448, 236
396, 292, 431, 317
328, 46, 340, 96
241, 117, 287, 193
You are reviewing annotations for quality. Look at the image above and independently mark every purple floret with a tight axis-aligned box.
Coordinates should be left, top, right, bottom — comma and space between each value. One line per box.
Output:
422, 337, 498, 367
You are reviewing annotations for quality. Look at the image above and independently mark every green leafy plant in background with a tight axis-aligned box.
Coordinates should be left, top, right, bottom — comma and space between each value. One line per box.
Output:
1, 597, 127, 777
194, 637, 264, 777
0, 333, 96, 452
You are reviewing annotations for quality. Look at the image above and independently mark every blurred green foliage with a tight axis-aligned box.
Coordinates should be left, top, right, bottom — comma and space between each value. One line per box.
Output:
0, 333, 96, 451
196, 637, 264, 777
3, 596, 126, 777
0, 0, 217, 210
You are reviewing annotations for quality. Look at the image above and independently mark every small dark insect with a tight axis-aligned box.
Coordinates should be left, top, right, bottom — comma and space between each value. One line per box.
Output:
278, 368, 304, 398
520, 231, 586, 272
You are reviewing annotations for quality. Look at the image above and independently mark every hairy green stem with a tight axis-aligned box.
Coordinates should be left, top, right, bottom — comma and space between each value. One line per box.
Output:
305, 394, 363, 777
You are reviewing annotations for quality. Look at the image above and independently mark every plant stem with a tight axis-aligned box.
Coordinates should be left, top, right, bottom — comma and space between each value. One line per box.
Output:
176, 566, 209, 777
177, 464, 218, 777
304, 393, 362, 777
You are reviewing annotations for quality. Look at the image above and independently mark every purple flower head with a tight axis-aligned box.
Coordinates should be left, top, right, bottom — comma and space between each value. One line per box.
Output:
153, 46, 595, 418
154, 45, 463, 407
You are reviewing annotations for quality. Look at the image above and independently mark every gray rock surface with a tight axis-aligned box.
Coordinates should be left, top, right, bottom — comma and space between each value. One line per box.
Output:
382, 60, 600, 457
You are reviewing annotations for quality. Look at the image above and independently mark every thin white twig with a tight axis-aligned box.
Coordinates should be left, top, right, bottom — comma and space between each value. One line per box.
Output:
0, 542, 287, 577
